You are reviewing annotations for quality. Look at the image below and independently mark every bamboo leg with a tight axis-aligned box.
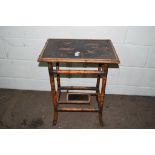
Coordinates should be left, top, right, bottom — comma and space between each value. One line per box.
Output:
99, 111, 103, 126
48, 63, 58, 126
96, 64, 101, 102
98, 64, 108, 126
56, 62, 61, 100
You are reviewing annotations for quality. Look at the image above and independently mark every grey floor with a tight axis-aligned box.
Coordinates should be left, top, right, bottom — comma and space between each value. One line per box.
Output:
0, 89, 155, 129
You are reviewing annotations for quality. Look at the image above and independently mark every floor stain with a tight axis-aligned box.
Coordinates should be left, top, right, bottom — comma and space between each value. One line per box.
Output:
29, 119, 44, 128
20, 119, 44, 128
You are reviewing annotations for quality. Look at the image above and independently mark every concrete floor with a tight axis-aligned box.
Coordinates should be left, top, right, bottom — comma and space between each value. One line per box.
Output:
0, 89, 155, 129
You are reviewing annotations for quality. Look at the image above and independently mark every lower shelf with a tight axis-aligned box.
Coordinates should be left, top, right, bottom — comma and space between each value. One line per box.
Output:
57, 92, 99, 112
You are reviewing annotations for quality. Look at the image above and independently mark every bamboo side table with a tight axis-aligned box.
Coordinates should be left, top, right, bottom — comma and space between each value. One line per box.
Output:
38, 39, 120, 126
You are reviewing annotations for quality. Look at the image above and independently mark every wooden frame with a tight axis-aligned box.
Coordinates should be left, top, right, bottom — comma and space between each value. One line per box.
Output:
48, 62, 108, 126
38, 39, 120, 126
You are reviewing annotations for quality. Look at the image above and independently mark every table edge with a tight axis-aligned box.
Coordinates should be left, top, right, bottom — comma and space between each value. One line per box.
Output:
38, 57, 120, 64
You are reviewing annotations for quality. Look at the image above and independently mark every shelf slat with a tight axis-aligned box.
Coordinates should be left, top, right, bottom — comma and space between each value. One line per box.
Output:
58, 101, 90, 104
53, 70, 104, 75
57, 107, 100, 112
60, 86, 97, 91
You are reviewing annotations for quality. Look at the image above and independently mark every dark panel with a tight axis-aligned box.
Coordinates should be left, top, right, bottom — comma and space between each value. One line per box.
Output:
68, 94, 89, 101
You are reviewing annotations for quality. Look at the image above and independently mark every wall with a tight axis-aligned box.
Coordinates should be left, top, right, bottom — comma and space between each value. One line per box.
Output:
0, 26, 155, 96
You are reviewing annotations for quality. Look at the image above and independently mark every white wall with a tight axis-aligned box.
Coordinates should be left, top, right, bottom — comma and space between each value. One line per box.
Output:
0, 26, 155, 96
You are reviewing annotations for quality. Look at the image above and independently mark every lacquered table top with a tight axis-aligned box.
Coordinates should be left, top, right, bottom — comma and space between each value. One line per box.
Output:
38, 39, 120, 64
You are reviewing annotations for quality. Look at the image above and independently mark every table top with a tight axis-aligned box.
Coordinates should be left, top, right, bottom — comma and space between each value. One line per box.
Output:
38, 39, 120, 64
